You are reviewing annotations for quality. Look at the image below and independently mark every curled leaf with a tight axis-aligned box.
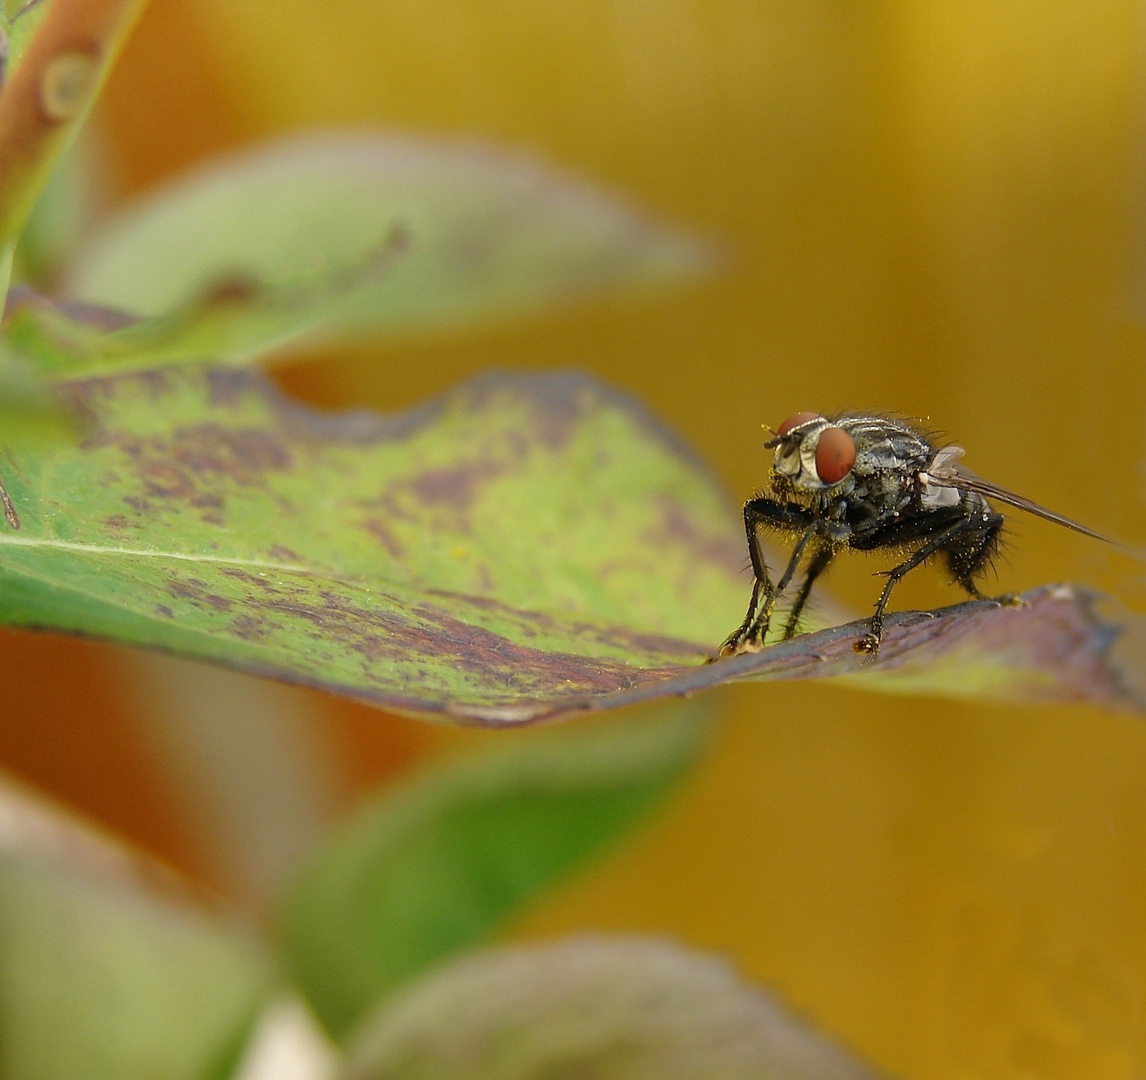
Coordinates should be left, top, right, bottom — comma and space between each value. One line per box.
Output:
6, 229, 411, 378
37, 132, 711, 376
0, 366, 1135, 723
345, 936, 884, 1080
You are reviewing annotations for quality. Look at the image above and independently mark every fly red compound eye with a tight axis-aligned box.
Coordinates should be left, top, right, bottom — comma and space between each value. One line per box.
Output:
814, 426, 856, 483
776, 411, 820, 437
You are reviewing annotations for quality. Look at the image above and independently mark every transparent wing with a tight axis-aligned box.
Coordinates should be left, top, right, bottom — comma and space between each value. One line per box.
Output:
928, 452, 1111, 542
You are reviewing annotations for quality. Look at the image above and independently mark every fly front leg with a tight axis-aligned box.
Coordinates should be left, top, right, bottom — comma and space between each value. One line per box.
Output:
717, 497, 816, 658
716, 575, 775, 659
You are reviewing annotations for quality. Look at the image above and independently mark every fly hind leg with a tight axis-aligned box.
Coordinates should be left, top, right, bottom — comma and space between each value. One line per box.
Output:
856, 518, 973, 655
942, 510, 1019, 605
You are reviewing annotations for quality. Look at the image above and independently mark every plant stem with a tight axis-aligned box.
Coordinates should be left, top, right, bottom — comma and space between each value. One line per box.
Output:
0, 0, 148, 254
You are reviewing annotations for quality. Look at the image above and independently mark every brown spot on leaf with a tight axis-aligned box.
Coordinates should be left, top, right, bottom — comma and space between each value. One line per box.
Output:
655, 500, 745, 577
407, 462, 503, 512
363, 518, 404, 559
166, 578, 234, 612
198, 275, 262, 307
139, 461, 196, 499
232, 614, 275, 641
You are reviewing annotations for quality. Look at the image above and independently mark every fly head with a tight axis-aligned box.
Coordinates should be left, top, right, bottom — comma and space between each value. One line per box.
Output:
767, 412, 858, 502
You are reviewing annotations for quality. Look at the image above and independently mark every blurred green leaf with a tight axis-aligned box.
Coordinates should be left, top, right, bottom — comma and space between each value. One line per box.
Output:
283, 704, 708, 1040
41, 132, 710, 376
0, 778, 275, 1080
344, 936, 884, 1080
15, 132, 100, 285
0, 365, 1135, 722
0, 336, 73, 450
3, 1, 49, 76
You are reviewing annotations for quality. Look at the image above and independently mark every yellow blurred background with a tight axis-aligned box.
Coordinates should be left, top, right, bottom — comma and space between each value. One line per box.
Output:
2, 2, 1146, 1078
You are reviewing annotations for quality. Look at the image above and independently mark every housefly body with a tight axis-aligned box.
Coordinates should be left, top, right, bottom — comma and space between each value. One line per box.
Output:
717, 411, 1108, 659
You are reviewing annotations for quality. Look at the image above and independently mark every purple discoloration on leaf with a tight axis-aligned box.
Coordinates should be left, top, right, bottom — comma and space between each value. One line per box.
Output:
653, 499, 745, 579
0, 366, 1137, 725
362, 517, 405, 560
407, 462, 505, 513
449, 586, 1141, 722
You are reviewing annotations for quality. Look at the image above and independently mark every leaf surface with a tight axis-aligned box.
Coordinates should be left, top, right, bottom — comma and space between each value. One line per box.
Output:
344, 936, 884, 1080
31, 133, 708, 376
0, 366, 1136, 722
0, 775, 273, 1080
283, 703, 707, 1039
280, 701, 701, 1041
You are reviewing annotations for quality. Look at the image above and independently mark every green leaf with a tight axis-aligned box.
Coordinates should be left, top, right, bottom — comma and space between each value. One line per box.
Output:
0, 778, 274, 1080
0, 366, 733, 717
15, 132, 99, 285
5, 1, 49, 75
40, 133, 709, 376
0, 366, 1136, 721
0, 336, 74, 450
282, 703, 708, 1040
344, 937, 884, 1080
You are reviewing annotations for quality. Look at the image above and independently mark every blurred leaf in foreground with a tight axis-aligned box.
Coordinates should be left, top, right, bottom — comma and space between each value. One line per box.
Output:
12, 132, 710, 378
0, 365, 1137, 722
284, 702, 708, 1039
0, 775, 273, 1080
345, 936, 884, 1080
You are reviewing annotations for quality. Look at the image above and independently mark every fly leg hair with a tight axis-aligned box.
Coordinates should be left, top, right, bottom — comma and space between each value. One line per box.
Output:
942, 505, 1005, 602
781, 544, 834, 640
717, 496, 816, 658
855, 515, 987, 655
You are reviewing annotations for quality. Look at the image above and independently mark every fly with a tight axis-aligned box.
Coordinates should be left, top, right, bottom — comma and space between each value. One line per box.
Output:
717, 411, 1108, 658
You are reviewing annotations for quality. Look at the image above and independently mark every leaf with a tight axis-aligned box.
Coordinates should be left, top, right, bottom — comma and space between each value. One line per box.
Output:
0, 366, 1137, 723
7, 240, 410, 380
15, 131, 100, 285
0, 335, 74, 448
37, 133, 710, 376
5, 1, 50, 77
344, 936, 885, 1080
282, 703, 708, 1040
0, 775, 274, 1080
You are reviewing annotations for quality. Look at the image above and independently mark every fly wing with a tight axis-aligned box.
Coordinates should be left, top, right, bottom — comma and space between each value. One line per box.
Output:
927, 450, 1111, 542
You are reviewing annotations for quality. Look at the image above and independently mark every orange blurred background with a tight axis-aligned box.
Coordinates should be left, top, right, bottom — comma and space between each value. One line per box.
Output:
3, 2, 1146, 1078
